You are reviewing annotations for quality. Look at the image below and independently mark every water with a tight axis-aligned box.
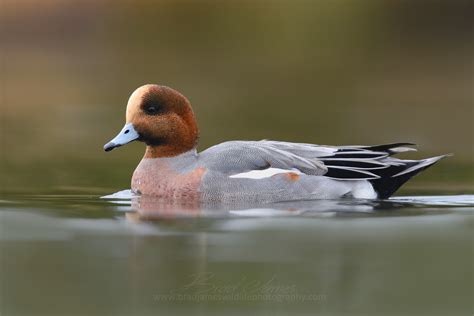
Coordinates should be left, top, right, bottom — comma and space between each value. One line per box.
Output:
1, 191, 472, 316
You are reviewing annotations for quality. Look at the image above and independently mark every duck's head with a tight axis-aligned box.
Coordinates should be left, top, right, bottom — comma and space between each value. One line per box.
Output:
104, 84, 199, 158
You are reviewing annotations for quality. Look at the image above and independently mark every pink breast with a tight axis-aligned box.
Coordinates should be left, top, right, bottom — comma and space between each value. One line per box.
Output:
131, 159, 205, 201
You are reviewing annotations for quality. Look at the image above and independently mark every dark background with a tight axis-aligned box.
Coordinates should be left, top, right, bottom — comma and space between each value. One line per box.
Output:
1, 0, 473, 192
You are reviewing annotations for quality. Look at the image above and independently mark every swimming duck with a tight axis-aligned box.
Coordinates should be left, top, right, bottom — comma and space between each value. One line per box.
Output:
104, 84, 447, 202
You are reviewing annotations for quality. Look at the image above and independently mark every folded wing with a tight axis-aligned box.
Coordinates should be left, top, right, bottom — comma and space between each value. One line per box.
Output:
200, 141, 448, 199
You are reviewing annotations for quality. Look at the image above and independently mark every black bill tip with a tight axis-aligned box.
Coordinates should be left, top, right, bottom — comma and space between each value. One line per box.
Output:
104, 142, 121, 152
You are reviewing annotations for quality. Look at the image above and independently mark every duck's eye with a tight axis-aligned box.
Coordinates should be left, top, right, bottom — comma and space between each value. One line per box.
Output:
144, 105, 160, 115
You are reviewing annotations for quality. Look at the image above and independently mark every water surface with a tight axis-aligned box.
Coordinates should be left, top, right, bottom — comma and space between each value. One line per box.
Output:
1, 191, 472, 316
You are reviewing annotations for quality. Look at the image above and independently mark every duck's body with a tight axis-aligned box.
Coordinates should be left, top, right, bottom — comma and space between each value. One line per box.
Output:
105, 84, 447, 202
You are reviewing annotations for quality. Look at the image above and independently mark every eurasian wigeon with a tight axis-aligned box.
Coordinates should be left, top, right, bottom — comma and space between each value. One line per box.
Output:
104, 84, 448, 202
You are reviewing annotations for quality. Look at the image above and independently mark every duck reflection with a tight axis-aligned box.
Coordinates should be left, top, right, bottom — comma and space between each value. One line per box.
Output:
126, 194, 382, 220
103, 190, 456, 221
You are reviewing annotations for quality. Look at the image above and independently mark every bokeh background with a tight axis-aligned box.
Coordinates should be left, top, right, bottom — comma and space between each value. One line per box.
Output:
1, 0, 473, 193
1, 3, 473, 316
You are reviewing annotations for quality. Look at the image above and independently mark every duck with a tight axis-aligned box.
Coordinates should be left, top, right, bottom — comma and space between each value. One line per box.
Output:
104, 84, 448, 202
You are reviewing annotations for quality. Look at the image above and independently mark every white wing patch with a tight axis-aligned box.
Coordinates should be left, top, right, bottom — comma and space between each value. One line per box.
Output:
229, 168, 303, 179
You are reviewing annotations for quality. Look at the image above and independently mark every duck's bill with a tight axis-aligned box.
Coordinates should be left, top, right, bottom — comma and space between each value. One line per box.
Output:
104, 123, 140, 152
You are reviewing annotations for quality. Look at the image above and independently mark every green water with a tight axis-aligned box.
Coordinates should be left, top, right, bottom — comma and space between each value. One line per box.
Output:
1, 190, 473, 316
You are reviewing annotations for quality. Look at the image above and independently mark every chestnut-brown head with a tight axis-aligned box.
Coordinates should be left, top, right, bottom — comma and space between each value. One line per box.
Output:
104, 84, 199, 157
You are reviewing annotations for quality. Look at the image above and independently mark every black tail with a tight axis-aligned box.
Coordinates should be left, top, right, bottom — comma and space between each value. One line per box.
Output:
369, 155, 448, 199
319, 143, 450, 199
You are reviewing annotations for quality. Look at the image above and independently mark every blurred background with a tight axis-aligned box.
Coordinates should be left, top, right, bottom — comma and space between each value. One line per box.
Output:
1, 3, 473, 316
1, 0, 473, 193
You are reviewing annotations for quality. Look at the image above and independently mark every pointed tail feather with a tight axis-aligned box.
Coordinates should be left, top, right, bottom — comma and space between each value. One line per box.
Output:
369, 155, 450, 199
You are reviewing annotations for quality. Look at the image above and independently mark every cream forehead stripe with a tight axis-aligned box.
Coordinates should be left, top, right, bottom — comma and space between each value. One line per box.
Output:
125, 85, 151, 122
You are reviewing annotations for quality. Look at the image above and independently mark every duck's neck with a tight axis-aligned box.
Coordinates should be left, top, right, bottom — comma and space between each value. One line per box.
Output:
144, 145, 198, 159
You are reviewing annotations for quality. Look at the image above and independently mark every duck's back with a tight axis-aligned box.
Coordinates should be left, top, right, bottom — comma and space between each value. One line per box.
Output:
196, 141, 447, 202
